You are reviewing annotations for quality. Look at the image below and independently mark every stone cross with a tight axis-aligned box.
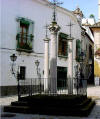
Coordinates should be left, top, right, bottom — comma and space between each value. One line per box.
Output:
66, 21, 75, 38
49, 0, 63, 22
49, 22, 60, 93
43, 24, 50, 92
66, 21, 75, 94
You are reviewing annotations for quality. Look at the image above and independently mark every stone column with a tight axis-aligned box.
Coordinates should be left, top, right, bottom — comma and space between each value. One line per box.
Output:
67, 38, 73, 94
49, 22, 60, 93
44, 38, 50, 92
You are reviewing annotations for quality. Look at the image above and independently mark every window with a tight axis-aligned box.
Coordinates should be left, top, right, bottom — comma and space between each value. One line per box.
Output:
16, 18, 34, 53
76, 39, 81, 62
20, 66, 26, 80
58, 33, 68, 57
89, 45, 92, 59
57, 67, 67, 89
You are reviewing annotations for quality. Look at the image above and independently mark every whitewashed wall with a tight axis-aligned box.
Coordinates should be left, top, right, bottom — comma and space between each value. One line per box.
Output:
1, 0, 81, 86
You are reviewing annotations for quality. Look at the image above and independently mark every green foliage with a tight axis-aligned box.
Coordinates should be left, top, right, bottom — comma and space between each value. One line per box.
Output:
89, 14, 95, 18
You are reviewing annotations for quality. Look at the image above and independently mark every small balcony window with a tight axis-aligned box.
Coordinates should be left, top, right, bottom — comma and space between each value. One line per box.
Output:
58, 33, 68, 58
16, 18, 34, 53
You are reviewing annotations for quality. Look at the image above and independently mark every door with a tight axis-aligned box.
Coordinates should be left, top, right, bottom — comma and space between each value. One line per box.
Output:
57, 67, 67, 89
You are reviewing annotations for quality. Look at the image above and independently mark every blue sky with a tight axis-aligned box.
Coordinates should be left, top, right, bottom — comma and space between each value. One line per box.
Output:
50, 0, 98, 21
61, 0, 98, 21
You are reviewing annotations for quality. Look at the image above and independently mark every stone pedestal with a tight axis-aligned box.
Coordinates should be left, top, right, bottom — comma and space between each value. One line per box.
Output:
67, 38, 73, 94
49, 22, 60, 93
44, 38, 50, 92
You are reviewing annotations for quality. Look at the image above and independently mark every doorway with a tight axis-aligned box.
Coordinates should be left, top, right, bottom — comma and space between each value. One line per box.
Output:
57, 67, 67, 89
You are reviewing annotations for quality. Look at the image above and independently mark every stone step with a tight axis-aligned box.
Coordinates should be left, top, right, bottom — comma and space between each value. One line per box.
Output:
76, 98, 91, 108
4, 100, 95, 116
11, 101, 28, 106
19, 95, 87, 107
4, 105, 31, 114
4, 95, 95, 116
80, 100, 95, 116
11, 99, 90, 108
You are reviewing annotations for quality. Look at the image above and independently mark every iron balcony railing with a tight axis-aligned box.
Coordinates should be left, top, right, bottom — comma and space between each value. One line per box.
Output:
16, 33, 34, 53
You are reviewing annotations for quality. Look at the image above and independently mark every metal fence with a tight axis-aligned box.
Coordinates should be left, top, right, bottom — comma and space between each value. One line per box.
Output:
74, 78, 87, 95
18, 78, 87, 99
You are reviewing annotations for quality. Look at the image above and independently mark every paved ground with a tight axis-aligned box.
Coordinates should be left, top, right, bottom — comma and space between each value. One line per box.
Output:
87, 86, 100, 99
0, 86, 100, 119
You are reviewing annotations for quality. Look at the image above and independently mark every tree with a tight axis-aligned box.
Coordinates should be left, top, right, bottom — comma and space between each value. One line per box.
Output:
89, 14, 95, 18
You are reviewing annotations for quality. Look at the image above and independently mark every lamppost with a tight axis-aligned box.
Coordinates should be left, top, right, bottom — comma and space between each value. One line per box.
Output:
79, 51, 85, 79
78, 51, 86, 95
10, 54, 17, 75
35, 60, 41, 93
35, 60, 40, 75
10, 54, 20, 101
74, 64, 79, 95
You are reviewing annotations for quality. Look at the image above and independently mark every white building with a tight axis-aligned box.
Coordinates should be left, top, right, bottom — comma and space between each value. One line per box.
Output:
82, 18, 95, 26
0, 0, 93, 96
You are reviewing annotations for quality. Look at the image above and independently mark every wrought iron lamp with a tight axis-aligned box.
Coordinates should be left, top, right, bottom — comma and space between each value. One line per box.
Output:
35, 60, 41, 93
79, 51, 85, 77
10, 54, 17, 62
79, 51, 85, 62
74, 64, 79, 95
10, 54, 17, 75
35, 60, 40, 74
10, 54, 20, 101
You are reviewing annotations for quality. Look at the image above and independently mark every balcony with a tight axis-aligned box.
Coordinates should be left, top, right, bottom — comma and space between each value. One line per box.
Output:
16, 33, 33, 53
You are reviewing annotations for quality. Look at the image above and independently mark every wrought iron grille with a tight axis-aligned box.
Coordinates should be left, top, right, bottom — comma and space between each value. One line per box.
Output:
18, 78, 87, 99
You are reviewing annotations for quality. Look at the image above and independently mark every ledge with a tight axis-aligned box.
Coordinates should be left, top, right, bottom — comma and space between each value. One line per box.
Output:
58, 55, 68, 59
16, 48, 33, 53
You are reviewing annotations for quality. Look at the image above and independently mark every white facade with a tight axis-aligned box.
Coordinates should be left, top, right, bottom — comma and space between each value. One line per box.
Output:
0, 0, 89, 95
82, 18, 95, 26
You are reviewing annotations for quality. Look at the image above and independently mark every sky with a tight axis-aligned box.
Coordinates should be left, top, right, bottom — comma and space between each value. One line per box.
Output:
51, 0, 98, 21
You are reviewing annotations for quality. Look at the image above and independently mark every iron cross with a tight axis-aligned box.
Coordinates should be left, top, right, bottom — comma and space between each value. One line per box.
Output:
49, 0, 63, 22
66, 21, 75, 38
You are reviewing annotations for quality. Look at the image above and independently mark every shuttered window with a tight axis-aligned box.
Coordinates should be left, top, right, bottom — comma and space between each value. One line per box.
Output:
58, 33, 68, 57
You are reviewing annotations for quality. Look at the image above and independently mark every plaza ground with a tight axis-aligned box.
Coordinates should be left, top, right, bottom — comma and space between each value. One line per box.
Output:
0, 86, 100, 119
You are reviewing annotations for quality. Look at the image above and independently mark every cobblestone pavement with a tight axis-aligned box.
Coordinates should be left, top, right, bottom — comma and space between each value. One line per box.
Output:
0, 86, 100, 119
